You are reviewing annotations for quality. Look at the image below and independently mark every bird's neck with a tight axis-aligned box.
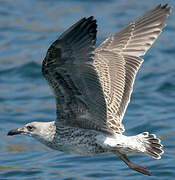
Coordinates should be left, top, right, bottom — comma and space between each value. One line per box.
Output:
34, 121, 56, 143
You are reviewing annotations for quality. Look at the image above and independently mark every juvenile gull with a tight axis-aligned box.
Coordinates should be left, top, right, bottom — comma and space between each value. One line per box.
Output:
8, 4, 171, 176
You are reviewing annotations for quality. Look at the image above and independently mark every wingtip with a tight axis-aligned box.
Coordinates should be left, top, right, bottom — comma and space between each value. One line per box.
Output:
161, 4, 168, 9
160, 4, 171, 14
155, 4, 171, 13
87, 16, 97, 25
87, 16, 94, 20
84, 16, 98, 35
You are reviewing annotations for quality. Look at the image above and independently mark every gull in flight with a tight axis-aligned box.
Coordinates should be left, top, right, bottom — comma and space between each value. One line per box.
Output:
8, 4, 171, 176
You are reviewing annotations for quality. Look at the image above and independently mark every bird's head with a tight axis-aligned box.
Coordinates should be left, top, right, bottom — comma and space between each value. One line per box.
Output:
7, 121, 55, 138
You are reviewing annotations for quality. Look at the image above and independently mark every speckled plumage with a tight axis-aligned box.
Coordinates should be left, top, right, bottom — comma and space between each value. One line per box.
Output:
32, 121, 160, 157
8, 4, 171, 176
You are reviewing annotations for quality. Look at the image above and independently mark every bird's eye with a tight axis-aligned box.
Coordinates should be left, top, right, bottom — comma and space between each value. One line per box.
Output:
27, 125, 34, 131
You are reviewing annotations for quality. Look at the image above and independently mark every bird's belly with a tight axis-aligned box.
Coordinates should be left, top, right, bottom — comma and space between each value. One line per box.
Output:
45, 130, 109, 155
50, 138, 108, 155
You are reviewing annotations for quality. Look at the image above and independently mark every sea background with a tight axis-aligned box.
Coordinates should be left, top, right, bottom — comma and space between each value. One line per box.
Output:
0, 0, 175, 179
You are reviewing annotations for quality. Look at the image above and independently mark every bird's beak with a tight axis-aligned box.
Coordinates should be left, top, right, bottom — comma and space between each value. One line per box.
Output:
7, 128, 25, 136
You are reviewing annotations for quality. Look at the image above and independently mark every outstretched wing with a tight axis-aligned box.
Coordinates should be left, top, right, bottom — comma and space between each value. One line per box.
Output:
42, 17, 112, 134
94, 4, 171, 133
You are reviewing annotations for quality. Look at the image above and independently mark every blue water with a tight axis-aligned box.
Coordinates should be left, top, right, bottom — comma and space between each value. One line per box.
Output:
1, 0, 175, 179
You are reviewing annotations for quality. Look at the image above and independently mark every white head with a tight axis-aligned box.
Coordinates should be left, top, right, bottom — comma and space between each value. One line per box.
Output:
7, 121, 55, 140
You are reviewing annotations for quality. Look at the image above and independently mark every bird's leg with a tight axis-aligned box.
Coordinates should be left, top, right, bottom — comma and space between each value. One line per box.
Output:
115, 150, 151, 176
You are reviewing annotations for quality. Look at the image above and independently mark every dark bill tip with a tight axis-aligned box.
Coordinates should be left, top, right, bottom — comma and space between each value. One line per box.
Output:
7, 129, 23, 136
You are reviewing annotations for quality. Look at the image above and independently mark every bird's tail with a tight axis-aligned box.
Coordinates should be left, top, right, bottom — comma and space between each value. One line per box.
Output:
137, 132, 164, 159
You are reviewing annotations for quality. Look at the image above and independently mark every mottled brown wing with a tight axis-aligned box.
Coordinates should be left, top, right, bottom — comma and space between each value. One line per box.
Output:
42, 17, 112, 134
95, 4, 171, 133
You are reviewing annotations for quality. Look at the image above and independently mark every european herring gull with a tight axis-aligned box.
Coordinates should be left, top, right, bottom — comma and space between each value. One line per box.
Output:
8, 4, 171, 176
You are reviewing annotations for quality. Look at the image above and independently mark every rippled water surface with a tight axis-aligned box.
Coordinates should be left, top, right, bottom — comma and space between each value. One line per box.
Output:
1, 0, 175, 179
